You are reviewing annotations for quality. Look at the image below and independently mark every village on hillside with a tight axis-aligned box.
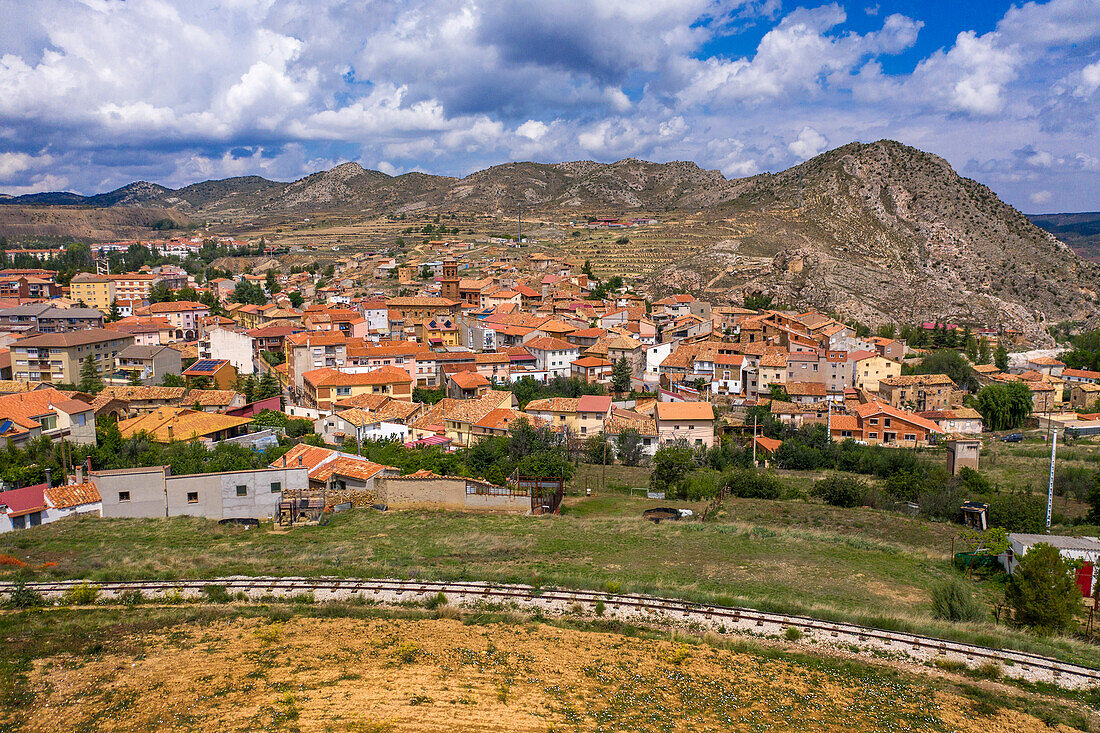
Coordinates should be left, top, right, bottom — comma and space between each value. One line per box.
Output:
0, 229, 1090, 533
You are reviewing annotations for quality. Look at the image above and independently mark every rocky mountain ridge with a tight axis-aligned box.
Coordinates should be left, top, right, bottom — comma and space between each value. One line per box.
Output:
2, 140, 1096, 340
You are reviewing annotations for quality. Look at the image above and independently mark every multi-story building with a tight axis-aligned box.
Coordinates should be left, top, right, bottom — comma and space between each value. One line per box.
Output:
114, 344, 183, 385
302, 366, 414, 410
68, 273, 115, 312
199, 327, 255, 376
523, 336, 580, 378
109, 273, 156, 303
654, 401, 715, 447
878, 374, 958, 412
139, 301, 210, 340
12, 328, 134, 384
285, 332, 348, 394
0, 305, 103, 333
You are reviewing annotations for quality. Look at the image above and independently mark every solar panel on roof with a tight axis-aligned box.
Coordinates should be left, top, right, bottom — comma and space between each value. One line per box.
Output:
187, 359, 224, 373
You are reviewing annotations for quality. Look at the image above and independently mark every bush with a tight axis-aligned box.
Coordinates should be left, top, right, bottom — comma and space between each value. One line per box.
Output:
202, 584, 232, 604
812, 475, 868, 508
62, 582, 100, 606
987, 492, 1045, 533
423, 592, 448, 610
930, 578, 985, 623
1005, 543, 1080, 633
722, 468, 783, 500
956, 466, 991, 494
783, 627, 803, 641
678, 470, 721, 501
119, 589, 145, 606
4, 582, 44, 609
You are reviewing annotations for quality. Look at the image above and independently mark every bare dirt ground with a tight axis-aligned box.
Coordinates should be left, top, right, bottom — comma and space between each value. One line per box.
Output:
16, 616, 1068, 732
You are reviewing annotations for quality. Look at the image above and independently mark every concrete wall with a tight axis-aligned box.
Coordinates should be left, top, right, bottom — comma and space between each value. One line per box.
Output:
95, 466, 308, 520
376, 476, 528, 512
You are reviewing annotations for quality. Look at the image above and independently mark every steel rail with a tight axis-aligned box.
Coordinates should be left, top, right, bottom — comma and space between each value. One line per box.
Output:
4, 576, 1097, 688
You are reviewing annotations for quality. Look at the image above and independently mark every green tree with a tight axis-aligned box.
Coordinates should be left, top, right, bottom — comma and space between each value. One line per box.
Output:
744, 293, 773, 311
585, 432, 613, 465
265, 269, 282, 294
612, 357, 631, 393
615, 428, 644, 467
1005, 543, 1080, 633
977, 336, 991, 365
78, 355, 103, 394
106, 299, 121, 323
161, 373, 186, 388
288, 291, 304, 308
148, 282, 174, 303
965, 335, 978, 362
256, 371, 280, 401
582, 259, 595, 279
650, 443, 694, 495
906, 349, 975, 391
768, 384, 789, 401
420, 264, 433, 280
975, 381, 1033, 431
994, 342, 1009, 371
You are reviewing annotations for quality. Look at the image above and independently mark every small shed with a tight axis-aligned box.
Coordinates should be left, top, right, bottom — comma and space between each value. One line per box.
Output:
945, 436, 981, 475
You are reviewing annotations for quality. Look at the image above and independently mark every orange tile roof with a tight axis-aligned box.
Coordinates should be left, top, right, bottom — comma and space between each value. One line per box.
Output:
303, 366, 413, 387
44, 482, 101, 509
524, 336, 576, 351
450, 371, 490, 389
654, 401, 714, 421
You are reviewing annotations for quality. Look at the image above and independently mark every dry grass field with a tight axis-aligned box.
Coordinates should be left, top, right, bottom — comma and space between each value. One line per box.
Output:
3, 611, 1082, 732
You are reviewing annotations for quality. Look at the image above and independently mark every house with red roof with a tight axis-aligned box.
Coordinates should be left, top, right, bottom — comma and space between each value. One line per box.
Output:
852, 401, 943, 447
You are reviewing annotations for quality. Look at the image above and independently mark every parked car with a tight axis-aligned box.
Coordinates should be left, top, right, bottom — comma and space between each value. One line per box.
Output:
1000, 432, 1024, 443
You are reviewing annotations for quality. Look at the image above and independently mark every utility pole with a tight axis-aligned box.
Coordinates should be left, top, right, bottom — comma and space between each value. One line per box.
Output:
752, 415, 758, 465
517, 203, 524, 244
1047, 428, 1057, 531
827, 399, 833, 442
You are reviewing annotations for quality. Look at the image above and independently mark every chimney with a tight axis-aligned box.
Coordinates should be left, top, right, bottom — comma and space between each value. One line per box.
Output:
73, 465, 84, 485
44, 467, 52, 489
297, 455, 303, 467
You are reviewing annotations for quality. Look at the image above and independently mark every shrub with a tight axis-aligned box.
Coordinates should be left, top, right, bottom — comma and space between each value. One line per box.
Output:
594, 600, 605, 616
930, 578, 985, 623
202, 584, 232, 604
957, 466, 991, 494
678, 469, 721, 500
119, 589, 145, 606
723, 468, 783, 500
784, 627, 803, 641
4, 582, 44, 609
423, 592, 448, 610
394, 643, 419, 664
812, 475, 868, 508
987, 492, 1045, 533
1005, 543, 1080, 633
62, 582, 100, 606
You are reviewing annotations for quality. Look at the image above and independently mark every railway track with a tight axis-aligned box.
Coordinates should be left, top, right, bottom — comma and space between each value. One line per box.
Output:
4, 576, 1098, 690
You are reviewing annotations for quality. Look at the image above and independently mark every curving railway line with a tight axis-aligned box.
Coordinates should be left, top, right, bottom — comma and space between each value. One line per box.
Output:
4, 576, 1099, 690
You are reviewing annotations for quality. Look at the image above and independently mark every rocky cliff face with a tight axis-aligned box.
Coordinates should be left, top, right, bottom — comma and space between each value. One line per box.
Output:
662, 141, 1099, 341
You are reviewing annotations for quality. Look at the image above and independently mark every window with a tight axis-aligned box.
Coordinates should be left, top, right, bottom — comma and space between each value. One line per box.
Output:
883, 418, 891, 428
868, 432, 877, 439
869, 418, 878, 425
271, 482, 282, 493
187, 491, 198, 504
236, 485, 247, 497
118, 491, 130, 502
904, 434, 917, 441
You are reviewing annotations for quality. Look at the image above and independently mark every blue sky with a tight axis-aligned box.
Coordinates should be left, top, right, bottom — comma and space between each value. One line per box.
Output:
0, 0, 1097, 212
